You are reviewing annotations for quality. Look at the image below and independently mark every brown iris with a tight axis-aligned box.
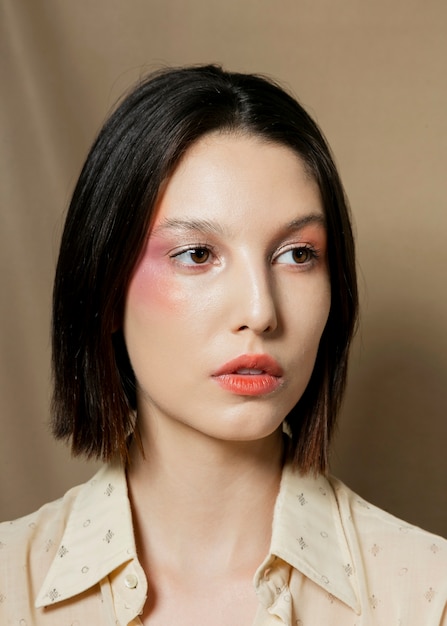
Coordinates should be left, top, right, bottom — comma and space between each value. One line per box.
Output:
190, 248, 210, 264
292, 247, 311, 263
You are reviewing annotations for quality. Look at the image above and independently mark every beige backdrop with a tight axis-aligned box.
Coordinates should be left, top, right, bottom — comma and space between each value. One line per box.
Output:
1, 0, 446, 536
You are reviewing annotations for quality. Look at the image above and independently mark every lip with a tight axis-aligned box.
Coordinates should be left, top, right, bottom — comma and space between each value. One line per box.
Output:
212, 354, 283, 396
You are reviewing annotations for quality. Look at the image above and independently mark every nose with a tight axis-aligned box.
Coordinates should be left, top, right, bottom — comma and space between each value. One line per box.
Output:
230, 262, 278, 335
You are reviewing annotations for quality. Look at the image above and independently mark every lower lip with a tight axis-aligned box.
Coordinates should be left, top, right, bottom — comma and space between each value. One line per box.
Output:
212, 374, 282, 396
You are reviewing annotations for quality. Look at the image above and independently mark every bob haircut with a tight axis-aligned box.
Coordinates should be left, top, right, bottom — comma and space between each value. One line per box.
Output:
52, 64, 358, 474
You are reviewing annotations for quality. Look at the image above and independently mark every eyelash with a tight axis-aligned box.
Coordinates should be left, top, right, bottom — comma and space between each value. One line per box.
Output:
273, 244, 319, 266
171, 242, 320, 268
170, 244, 216, 266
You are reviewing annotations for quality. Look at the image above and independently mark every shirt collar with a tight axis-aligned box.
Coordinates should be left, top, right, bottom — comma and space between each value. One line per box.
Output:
36, 460, 360, 614
254, 463, 361, 614
35, 460, 138, 608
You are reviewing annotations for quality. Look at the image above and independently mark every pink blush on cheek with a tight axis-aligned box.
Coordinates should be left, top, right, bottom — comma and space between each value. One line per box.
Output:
127, 239, 181, 312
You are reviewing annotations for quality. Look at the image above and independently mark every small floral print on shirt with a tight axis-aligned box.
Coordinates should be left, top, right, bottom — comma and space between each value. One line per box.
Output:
47, 588, 60, 602
369, 594, 379, 609
344, 563, 354, 577
370, 544, 381, 557
297, 493, 307, 506
424, 587, 436, 602
297, 536, 308, 550
57, 545, 68, 558
45, 539, 53, 552
104, 483, 114, 497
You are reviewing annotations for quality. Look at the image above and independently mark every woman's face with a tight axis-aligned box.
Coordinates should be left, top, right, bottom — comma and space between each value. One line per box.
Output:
124, 133, 330, 444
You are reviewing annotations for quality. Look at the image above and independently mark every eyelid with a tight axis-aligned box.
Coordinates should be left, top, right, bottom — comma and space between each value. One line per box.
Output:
273, 243, 319, 265
170, 243, 216, 265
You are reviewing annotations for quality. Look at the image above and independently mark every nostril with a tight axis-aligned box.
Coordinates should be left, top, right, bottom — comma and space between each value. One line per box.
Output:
237, 323, 273, 333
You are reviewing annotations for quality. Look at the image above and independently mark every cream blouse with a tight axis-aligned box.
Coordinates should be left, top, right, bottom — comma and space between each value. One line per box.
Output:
1, 460, 446, 625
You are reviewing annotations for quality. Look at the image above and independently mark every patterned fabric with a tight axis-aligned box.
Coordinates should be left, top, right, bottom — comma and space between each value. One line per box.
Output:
1, 460, 446, 625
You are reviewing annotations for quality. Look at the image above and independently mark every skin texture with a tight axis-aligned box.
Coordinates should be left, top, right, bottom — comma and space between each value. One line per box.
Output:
124, 133, 331, 625
124, 133, 330, 446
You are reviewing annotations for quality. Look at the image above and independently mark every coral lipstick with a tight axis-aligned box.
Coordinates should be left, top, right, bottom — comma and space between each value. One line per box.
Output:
212, 354, 283, 396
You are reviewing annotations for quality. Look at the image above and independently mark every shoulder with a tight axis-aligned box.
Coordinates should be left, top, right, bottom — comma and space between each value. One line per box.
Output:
0, 481, 83, 616
329, 474, 447, 552
0, 481, 82, 552
0, 462, 122, 566
329, 476, 447, 615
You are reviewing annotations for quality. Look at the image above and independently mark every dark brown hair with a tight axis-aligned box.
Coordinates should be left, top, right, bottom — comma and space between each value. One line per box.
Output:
52, 65, 358, 473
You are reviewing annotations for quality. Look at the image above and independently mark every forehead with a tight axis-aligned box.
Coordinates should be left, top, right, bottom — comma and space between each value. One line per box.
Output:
151, 132, 324, 233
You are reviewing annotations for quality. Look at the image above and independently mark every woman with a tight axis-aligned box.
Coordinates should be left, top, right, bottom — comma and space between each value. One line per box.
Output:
1, 65, 445, 625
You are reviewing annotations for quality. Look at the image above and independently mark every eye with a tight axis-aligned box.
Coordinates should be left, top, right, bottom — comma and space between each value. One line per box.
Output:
173, 247, 211, 265
275, 246, 315, 265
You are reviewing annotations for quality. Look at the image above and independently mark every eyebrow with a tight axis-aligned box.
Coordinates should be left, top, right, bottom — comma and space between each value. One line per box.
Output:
286, 214, 326, 230
151, 217, 228, 237
151, 212, 326, 237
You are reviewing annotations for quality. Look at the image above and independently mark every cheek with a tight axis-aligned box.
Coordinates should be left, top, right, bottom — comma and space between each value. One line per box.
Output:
127, 257, 180, 315
124, 258, 188, 377
126, 238, 223, 325
287, 276, 331, 351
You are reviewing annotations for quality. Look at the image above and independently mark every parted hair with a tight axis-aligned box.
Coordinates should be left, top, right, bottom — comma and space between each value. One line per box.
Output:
51, 64, 358, 473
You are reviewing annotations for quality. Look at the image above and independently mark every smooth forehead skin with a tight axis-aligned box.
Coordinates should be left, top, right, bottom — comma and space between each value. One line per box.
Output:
151, 132, 323, 238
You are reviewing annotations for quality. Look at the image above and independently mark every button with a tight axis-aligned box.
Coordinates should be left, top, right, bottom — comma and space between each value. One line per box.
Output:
124, 574, 138, 589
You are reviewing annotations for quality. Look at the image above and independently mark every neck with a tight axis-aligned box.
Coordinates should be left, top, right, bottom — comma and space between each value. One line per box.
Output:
127, 425, 284, 577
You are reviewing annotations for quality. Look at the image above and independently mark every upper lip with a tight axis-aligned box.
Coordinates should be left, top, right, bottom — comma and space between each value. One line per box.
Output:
212, 354, 283, 377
